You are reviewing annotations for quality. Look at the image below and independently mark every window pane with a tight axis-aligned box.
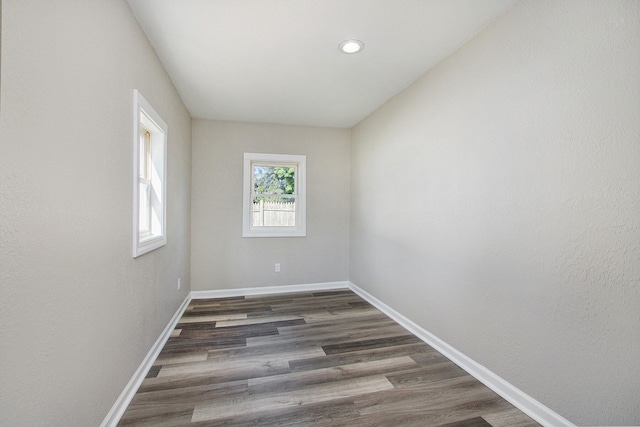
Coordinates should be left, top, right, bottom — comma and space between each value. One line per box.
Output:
253, 164, 296, 195
139, 133, 146, 179
139, 181, 151, 234
139, 130, 151, 180
251, 196, 296, 227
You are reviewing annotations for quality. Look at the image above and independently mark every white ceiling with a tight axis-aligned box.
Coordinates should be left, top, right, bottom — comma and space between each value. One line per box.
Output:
127, 0, 518, 128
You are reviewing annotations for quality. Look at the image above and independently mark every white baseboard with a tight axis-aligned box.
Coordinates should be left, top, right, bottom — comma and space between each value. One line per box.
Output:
100, 294, 192, 427
347, 281, 574, 427
190, 281, 350, 299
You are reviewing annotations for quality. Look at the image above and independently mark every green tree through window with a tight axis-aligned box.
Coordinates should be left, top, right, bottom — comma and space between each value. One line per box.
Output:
253, 165, 296, 202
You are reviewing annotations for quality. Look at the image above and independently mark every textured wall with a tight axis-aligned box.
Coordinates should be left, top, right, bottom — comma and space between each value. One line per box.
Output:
350, 0, 640, 424
191, 120, 349, 291
0, 1, 191, 425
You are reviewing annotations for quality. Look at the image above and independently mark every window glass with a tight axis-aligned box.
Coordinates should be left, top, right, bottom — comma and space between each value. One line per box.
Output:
243, 153, 306, 237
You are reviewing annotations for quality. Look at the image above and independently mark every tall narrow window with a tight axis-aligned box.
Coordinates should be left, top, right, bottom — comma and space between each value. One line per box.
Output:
133, 90, 167, 257
243, 153, 306, 237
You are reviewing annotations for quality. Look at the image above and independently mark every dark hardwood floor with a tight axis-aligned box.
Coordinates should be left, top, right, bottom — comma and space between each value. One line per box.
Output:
118, 290, 540, 426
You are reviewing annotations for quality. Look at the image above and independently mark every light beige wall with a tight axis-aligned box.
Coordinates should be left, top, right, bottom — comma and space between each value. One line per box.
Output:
0, 1, 191, 425
191, 119, 349, 290
350, 0, 640, 424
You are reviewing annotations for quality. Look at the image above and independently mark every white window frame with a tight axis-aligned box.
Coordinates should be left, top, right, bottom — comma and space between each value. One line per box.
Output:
133, 90, 167, 257
243, 153, 306, 238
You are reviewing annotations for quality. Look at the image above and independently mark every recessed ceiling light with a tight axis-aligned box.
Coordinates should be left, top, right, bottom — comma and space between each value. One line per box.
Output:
339, 39, 364, 54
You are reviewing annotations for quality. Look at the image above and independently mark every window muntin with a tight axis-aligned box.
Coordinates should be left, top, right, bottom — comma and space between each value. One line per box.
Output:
243, 153, 306, 237
133, 90, 167, 257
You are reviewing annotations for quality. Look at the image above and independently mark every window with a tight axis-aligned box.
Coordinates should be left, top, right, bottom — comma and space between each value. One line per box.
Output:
243, 153, 306, 237
133, 90, 167, 257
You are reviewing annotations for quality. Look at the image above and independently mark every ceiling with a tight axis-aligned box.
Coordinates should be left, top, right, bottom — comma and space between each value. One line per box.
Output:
127, 0, 518, 128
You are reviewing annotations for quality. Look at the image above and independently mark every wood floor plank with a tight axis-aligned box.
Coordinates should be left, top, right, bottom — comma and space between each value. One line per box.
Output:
129, 379, 247, 406
302, 307, 386, 323
136, 370, 247, 394
385, 362, 471, 387
177, 313, 247, 323
481, 407, 541, 427
289, 342, 446, 372
119, 290, 540, 426
137, 367, 282, 395
349, 324, 414, 340
189, 305, 272, 316
275, 313, 396, 335
268, 296, 365, 311
158, 349, 305, 378
207, 343, 325, 362
249, 330, 419, 352
197, 398, 360, 427
312, 290, 354, 296
354, 376, 502, 416
350, 394, 514, 427
214, 314, 303, 327
322, 334, 423, 354
153, 352, 209, 366
160, 336, 247, 352
243, 291, 316, 301
205, 341, 325, 362
248, 356, 418, 392
246, 329, 351, 347
153, 346, 326, 387
191, 375, 394, 422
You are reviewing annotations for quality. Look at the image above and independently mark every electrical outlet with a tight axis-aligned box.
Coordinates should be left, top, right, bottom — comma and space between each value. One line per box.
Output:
178, 277, 181, 290
275, 263, 281, 273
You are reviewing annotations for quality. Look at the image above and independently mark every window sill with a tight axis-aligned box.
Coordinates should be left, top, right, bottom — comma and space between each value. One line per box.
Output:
134, 235, 167, 257
243, 227, 306, 238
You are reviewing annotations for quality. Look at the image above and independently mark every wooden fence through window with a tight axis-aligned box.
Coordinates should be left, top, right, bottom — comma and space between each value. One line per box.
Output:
252, 200, 295, 226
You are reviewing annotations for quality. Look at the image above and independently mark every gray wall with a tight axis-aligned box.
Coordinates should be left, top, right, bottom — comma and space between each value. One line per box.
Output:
350, 0, 640, 425
0, 1, 191, 425
191, 119, 350, 291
